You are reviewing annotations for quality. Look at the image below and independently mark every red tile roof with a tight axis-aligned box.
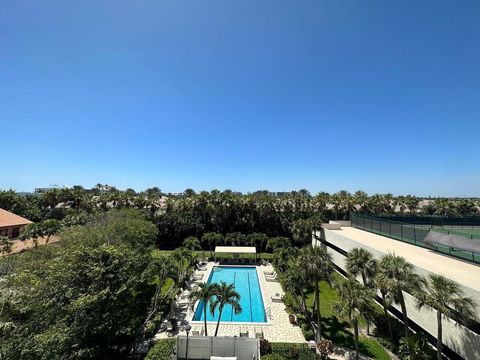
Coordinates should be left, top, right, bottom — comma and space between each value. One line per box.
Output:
0, 208, 33, 227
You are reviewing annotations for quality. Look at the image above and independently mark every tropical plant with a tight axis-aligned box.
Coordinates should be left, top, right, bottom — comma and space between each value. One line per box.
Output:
0, 236, 13, 254
209, 282, 242, 336
201, 232, 224, 259
413, 274, 477, 360
183, 236, 201, 251
345, 247, 377, 334
377, 254, 420, 347
398, 334, 431, 360
298, 245, 333, 340
345, 247, 377, 286
189, 283, 215, 336
333, 278, 373, 360
272, 247, 296, 273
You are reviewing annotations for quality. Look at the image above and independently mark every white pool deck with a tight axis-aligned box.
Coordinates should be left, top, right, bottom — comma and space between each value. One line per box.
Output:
155, 262, 306, 343
326, 227, 480, 292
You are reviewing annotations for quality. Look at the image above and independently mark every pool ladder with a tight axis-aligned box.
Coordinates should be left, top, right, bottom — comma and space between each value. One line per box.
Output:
265, 307, 273, 320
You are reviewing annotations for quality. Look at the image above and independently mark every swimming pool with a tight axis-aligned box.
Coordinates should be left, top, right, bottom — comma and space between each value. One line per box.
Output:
193, 266, 267, 323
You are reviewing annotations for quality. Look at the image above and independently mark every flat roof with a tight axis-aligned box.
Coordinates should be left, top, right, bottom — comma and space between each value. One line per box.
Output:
215, 246, 256, 254
0, 208, 33, 227
326, 227, 480, 292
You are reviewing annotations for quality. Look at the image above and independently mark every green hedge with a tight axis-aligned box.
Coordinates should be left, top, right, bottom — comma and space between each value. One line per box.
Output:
269, 343, 320, 360
145, 338, 176, 360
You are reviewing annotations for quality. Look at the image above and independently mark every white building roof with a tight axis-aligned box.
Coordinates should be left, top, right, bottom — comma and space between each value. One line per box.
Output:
214, 246, 256, 254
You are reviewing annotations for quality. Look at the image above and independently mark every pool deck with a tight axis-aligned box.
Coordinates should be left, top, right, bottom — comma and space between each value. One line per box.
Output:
155, 262, 306, 343
326, 227, 480, 292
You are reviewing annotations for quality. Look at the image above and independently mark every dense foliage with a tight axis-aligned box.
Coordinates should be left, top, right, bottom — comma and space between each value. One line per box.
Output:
2, 187, 479, 250
0, 210, 159, 360
144, 338, 176, 360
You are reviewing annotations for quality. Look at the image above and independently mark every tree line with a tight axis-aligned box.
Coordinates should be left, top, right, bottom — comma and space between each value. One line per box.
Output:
1, 188, 479, 252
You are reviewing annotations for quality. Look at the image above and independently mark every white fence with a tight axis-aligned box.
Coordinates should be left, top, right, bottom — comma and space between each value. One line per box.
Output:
176, 336, 260, 360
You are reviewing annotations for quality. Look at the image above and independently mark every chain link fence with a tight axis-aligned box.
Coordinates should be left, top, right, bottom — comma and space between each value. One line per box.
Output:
351, 213, 480, 264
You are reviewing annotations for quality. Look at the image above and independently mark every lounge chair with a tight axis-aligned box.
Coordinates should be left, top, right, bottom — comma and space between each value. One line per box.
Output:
264, 270, 276, 276
239, 329, 249, 337
265, 274, 279, 282
271, 293, 283, 302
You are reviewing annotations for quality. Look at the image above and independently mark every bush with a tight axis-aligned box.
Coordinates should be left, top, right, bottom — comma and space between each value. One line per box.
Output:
145, 338, 176, 360
260, 339, 272, 355
270, 343, 320, 360
261, 355, 286, 360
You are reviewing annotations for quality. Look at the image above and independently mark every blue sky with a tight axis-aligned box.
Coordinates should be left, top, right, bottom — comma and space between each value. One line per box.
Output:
1, 1, 479, 196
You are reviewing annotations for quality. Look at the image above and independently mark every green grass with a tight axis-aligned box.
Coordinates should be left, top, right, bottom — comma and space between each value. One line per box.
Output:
360, 336, 391, 360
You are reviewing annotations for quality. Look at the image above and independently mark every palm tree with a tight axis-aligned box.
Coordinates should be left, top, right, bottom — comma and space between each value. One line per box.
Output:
414, 274, 477, 360
334, 278, 373, 360
284, 262, 309, 316
377, 254, 420, 345
298, 245, 334, 340
189, 283, 215, 336
374, 271, 394, 343
345, 248, 377, 334
172, 247, 193, 282
345, 248, 377, 286
209, 282, 242, 336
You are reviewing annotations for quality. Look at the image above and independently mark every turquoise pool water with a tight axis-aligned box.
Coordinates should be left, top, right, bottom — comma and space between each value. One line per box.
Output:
193, 266, 267, 323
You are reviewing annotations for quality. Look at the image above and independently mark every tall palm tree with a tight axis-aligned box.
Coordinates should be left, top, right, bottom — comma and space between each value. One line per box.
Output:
298, 245, 334, 340
334, 278, 373, 360
375, 272, 394, 343
377, 254, 420, 345
189, 283, 215, 336
284, 262, 309, 316
345, 248, 377, 286
172, 247, 193, 282
345, 248, 377, 334
414, 274, 477, 360
209, 282, 242, 336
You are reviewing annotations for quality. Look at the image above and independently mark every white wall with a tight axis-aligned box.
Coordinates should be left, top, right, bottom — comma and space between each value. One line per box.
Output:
313, 229, 480, 360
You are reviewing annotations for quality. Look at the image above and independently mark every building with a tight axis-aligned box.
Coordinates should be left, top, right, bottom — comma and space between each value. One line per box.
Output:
313, 220, 480, 360
0, 208, 33, 239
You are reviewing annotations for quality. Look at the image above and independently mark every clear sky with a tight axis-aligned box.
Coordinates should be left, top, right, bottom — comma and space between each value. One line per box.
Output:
1, 1, 479, 196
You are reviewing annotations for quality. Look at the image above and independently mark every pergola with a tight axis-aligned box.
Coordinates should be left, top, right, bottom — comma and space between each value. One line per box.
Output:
214, 246, 257, 262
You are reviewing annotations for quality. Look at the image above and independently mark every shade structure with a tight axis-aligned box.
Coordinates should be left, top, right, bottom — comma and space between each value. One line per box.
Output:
214, 246, 257, 262
215, 246, 256, 254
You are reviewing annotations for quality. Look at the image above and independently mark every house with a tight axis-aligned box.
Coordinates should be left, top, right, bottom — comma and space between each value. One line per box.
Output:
0, 208, 33, 239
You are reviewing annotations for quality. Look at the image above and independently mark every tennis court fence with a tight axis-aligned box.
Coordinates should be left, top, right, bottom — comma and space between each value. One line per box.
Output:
350, 213, 480, 264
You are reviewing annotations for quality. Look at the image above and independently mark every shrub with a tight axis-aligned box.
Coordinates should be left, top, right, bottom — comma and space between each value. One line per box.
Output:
261, 355, 286, 360
145, 338, 176, 360
270, 343, 320, 360
260, 339, 272, 355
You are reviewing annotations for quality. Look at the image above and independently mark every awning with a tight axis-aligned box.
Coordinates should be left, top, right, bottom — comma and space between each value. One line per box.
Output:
214, 246, 256, 254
